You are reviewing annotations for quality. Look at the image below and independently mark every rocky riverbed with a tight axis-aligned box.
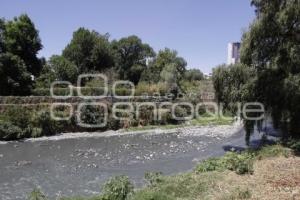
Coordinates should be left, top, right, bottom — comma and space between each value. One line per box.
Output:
0, 122, 266, 200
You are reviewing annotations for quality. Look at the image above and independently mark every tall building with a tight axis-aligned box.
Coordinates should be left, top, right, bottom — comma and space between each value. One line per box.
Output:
227, 42, 241, 65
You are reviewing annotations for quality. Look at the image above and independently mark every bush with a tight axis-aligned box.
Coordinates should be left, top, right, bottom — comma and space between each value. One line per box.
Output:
32, 111, 59, 136
101, 176, 134, 200
0, 121, 25, 140
79, 103, 106, 127
144, 172, 164, 187
195, 152, 254, 175
4, 106, 32, 129
195, 158, 224, 173
222, 152, 254, 175
28, 188, 47, 200
135, 82, 168, 96
0, 107, 60, 140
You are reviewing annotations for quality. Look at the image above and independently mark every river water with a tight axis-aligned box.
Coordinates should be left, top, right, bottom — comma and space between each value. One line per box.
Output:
0, 123, 279, 200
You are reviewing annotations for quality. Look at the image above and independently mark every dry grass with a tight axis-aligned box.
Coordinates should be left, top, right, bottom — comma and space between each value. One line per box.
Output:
210, 156, 300, 200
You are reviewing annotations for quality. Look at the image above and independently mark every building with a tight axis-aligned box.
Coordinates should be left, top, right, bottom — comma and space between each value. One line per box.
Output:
227, 42, 241, 65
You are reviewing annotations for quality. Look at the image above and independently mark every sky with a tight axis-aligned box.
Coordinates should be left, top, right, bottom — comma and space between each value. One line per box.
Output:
0, 0, 255, 73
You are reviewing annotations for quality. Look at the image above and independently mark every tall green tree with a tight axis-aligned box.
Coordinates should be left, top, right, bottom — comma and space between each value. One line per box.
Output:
62, 28, 114, 73
0, 18, 4, 53
141, 48, 187, 83
241, 0, 300, 135
184, 69, 204, 81
112, 35, 155, 84
48, 55, 78, 83
0, 14, 43, 95
3, 14, 43, 76
213, 0, 300, 136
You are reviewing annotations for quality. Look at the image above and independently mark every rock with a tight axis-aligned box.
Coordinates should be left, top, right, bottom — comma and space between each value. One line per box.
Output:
16, 160, 32, 166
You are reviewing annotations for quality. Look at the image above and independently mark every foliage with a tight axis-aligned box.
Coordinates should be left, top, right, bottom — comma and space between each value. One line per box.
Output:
78, 102, 106, 127
0, 14, 43, 95
194, 157, 224, 172
34, 64, 56, 88
184, 68, 204, 81
0, 121, 25, 140
0, 107, 59, 140
112, 35, 155, 84
144, 172, 164, 187
101, 176, 134, 200
48, 55, 79, 83
195, 151, 254, 175
62, 28, 114, 73
27, 188, 47, 200
222, 152, 254, 175
212, 63, 255, 113
135, 82, 168, 96
241, 0, 300, 136
3, 14, 43, 76
141, 48, 186, 85
0, 52, 32, 95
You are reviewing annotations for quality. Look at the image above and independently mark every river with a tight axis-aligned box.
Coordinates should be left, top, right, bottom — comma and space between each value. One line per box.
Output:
0, 123, 279, 200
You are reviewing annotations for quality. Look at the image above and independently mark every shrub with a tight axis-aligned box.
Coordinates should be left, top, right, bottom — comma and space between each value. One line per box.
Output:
135, 82, 167, 96
101, 176, 134, 200
144, 172, 164, 187
222, 152, 254, 175
195, 152, 254, 175
4, 106, 31, 129
0, 107, 61, 140
195, 158, 224, 173
136, 105, 156, 126
32, 111, 59, 136
0, 121, 24, 140
28, 188, 48, 200
79, 103, 106, 127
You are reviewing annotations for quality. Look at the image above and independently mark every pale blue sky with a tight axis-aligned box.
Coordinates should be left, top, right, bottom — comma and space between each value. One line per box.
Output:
0, 0, 255, 73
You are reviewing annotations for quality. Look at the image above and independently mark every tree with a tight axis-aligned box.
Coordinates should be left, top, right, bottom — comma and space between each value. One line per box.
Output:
141, 48, 187, 83
184, 69, 204, 81
0, 53, 32, 95
0, 18, 4, 53
48, 55, 78, 83
213, 0, 300, 136
3, 14, 43, 76
240, 0, 300, 135
212, 63, 255, 112
62, 28, 114, 73
112, 35, 155, 84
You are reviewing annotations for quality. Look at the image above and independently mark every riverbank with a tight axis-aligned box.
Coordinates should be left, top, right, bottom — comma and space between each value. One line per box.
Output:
8, 119, 240, 143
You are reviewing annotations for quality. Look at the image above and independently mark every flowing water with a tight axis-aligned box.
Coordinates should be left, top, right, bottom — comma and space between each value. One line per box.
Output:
0, 123, 280, 200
